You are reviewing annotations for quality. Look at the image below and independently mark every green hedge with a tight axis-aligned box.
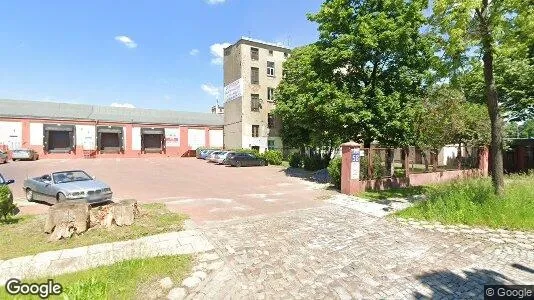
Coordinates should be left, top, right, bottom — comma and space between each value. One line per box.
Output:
0, 186, 16, 220
262, 150, 283, 165
289, 153, 303, 168
327, 157, 342, 188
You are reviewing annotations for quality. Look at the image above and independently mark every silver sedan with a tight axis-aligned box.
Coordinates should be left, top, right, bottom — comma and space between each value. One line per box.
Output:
23, 170, 113, 204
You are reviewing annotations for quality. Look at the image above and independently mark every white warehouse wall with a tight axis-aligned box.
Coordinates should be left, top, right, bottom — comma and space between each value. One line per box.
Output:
188, 128, 206, 150
0, 121, 22, 149
209, 129, 223, 148
29, 123, 43, 146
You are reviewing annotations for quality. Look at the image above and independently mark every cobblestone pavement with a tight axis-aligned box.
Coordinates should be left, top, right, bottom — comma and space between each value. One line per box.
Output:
190, 204, 534, 299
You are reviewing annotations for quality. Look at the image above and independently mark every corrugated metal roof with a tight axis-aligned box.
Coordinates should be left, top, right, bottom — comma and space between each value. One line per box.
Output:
0, 99, 224, 126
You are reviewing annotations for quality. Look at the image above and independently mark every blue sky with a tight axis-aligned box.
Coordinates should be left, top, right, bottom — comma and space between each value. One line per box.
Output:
0, 0, 323, 112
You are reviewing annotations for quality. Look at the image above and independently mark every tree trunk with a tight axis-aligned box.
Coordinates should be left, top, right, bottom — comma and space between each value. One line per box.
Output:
385, 148, 395, 177
44, 202, 90, 241
422, 150, 429, 172
480, 0, 505, 195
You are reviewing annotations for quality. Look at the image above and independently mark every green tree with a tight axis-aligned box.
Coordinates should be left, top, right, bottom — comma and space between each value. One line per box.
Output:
274, 44, 354, 153
519, 120, 534, 138
431, 0, 532, 194
308, 0, 436, 148
413, 86, 490, 170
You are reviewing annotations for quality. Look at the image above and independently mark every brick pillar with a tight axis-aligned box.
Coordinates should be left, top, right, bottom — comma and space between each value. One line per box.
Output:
478, 146, 489, 176
124, 124, 133, 156
341, 141, 362, 195
21, 120, 30, 148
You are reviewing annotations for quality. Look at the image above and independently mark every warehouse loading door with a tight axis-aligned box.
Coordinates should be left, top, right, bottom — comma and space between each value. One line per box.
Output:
97, 126, 124, 153
43, 124, 75, 153
141, 128, 165, 153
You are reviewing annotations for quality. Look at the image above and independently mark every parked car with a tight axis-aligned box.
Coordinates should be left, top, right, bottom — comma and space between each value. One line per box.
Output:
11, 149, 39, 161
0, 173, 15, 203
23, 170, 112, 205
222, 152, 238, 165
207, 151, 223, 163
0, 150, 8, 164
198, 149, 215, 159
215, 151, 235, 164
228, 153, 267, 167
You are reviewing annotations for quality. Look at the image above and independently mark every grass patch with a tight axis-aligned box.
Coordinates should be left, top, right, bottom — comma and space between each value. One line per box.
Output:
0, 203, 187, 260
396, 173, 534, 231
0, 255, 192, 299
360, 186, 429, 201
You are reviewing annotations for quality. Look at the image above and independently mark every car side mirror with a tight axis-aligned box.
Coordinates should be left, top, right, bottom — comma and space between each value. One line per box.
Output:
6, 179, 14, 185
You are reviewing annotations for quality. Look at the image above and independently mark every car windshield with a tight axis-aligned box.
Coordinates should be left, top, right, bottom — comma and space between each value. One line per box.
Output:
0, 174, 4, 184
53, 171, 92, 184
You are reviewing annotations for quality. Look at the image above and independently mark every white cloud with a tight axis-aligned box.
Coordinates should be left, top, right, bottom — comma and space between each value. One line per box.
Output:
189, 49, 199, 56
111, 102, 136, 108
201, 84, 221, 97
114, 35, 137, 49
206, 0, 226, 4
209, 42, 231, 65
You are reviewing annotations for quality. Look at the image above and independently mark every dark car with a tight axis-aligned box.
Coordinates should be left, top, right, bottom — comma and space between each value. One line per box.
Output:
228, 153, 267, 167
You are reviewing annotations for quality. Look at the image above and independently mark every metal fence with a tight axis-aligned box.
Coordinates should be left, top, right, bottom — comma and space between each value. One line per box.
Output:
360, 146, 481, 180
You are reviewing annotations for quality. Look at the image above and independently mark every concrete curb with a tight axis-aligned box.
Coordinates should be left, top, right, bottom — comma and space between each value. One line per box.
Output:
0, 230, 214, 285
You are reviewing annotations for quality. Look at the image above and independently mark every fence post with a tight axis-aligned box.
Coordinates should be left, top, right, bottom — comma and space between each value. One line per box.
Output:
478, 146, 489, 176
341, 141, 362, 195
403, 148, 410, 177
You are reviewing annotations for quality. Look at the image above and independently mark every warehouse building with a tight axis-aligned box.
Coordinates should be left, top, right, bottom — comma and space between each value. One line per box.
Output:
0, 99, 224, 159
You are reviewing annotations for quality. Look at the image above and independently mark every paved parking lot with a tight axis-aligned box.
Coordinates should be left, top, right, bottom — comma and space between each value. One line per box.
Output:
0, 158, 331, 223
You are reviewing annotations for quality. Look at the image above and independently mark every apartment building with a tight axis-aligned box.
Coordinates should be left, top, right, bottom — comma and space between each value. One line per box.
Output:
223, 37, 290, 152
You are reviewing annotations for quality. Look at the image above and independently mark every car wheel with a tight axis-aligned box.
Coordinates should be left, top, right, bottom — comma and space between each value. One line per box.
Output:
57, 193, 67, 202
236, 161, 242, 168
25, 189, 33, 201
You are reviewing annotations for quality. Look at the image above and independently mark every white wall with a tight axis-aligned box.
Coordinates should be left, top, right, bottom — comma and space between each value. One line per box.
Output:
242, 136, 268, 153
209, 129, 223, 148
76, 125, 96, 149
0, 121, 22, 149
132, 127, 141, 150
29, 123, 43, 146
188, 128, 206, 150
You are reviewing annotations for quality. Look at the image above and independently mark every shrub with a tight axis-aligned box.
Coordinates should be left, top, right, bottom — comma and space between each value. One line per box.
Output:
303, 154, 330, 171
263, 150, 283, 165
0, 186, 16, 220
327, 157, 342, 189
289, 153, 303, 168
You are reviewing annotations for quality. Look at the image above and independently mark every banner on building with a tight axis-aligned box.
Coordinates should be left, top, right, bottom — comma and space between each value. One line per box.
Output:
165, 128, 180, 147
224, 78, 243, 102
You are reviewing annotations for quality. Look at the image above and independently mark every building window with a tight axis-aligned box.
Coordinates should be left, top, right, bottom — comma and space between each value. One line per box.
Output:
267, 87, 275, 101
269, 50, 273, 56
268, 139, 275, 150
251, 94, 260, 112
268, 113, 275, 128
252, 125, 259, 137
251, 67, 259, 84
267, 61, 275, 77
251, 47, 259, 60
